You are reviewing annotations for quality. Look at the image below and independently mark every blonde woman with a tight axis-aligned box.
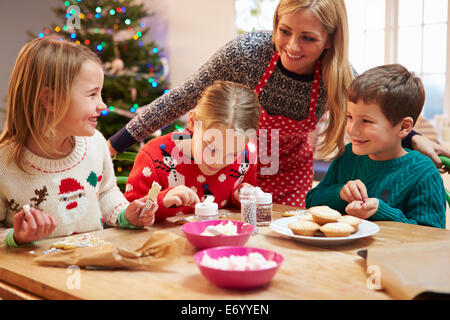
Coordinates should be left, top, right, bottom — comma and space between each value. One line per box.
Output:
109, 0, 449, 207
124, 80, 261, 221
0, 37, 157, 248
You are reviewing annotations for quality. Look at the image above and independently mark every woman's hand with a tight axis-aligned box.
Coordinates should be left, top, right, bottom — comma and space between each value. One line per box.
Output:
13, 207, 56, 244
107, 140, 118, 157
345, 198, 379, 219
163, 185, 200, 208
124, 196, 158, 227
411, 134, 450, 173
340, 179, 368, 203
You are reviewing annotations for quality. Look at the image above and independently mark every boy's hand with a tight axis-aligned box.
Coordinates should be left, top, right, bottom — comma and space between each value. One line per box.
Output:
233, 182, 254, 203
345, 198, 379, 219
340, 179, 368, 203
124, 196, 158, 227
163, 185, 200, 208
13, 207, 56, 245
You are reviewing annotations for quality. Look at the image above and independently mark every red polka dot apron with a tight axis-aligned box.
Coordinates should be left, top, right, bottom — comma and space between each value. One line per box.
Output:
255, 50, 321, 207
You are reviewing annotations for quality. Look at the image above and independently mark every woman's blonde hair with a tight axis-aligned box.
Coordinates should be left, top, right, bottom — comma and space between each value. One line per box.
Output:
193, 80, 261, 134
0, 37, 102, 172
273, 0, 353, 158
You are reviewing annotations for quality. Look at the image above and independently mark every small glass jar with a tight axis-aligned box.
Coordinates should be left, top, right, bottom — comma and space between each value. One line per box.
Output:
239, 187, 257, 233
256, 192, 272, 226
195, 202, 219, 221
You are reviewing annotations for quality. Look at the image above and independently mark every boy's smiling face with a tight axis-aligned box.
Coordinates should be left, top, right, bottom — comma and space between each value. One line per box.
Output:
346, 100, 411, 161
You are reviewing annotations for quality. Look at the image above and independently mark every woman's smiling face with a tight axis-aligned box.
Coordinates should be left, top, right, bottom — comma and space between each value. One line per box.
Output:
274, 9, 331, 75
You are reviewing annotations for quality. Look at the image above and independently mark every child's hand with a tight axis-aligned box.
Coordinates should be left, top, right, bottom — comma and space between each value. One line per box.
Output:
233, 182, 255, 203
345, 198, 379, 219
13, 207, 56, 245
124, 196, 158, 227
163, 185, 200, 208
340, 179, 369, 203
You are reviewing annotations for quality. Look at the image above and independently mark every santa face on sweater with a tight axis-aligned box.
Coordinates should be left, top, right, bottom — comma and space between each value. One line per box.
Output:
57, 178, 88, 223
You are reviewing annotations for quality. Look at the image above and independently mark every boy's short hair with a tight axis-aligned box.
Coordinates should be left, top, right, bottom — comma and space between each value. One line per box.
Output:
347, 64, 425, 126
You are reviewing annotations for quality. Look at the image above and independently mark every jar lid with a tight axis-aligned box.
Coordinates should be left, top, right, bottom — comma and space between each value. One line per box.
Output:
240, 186, 255, 196
256, 192, 272, 204
195, 202, 219, 216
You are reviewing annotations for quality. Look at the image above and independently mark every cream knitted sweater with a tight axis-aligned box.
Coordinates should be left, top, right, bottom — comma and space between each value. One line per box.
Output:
0, 130, 129, 244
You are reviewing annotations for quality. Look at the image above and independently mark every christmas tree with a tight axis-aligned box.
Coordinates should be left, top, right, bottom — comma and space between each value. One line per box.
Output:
29, 0, 185, 187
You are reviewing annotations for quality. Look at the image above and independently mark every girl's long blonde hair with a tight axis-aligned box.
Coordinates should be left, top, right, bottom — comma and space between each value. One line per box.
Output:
0, 37, 101, 172
273, 0, 353, 158
193, 80, 261, 133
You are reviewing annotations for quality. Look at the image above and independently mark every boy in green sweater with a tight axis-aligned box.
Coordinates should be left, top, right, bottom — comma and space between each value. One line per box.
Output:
306, 64, 446, 228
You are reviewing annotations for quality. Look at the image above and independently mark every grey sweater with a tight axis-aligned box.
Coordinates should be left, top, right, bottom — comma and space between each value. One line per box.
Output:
110, 31, 328, 152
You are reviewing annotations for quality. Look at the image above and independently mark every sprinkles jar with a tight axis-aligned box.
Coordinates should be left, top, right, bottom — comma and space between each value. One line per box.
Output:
239, 187, 257, 233
256, 192, 272, 226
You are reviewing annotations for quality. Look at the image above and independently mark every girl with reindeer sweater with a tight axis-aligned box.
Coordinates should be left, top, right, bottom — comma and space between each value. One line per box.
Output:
124, 81, 260, 221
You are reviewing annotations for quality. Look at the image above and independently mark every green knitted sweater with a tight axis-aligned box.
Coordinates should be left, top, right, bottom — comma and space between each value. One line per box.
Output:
306, 144, 446, 229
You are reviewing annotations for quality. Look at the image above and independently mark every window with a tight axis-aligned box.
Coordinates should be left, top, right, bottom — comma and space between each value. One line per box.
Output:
346, 0, 386, 73
234, 0, 449, 122
346, 0, 449, 122
235, 0, 277, 34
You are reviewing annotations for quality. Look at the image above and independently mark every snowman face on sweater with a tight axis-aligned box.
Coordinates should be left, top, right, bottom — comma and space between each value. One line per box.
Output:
163, 153, 177, 168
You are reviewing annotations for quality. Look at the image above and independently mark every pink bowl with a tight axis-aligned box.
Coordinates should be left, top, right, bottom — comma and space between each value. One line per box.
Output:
194, 246, 283, 290
181, 220, 254, 249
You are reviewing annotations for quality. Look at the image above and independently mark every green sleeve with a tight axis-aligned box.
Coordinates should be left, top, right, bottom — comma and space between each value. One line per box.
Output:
372, 200, 418, 225
305, 158, 348, 213
5, 229, 36, 248
373, 172, 446, 229
116, 210, 143, 229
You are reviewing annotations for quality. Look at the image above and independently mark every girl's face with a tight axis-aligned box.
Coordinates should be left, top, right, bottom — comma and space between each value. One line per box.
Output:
187, 112, 247, 176
346, 100, 407, 161
274, 9, 331, 75
56, 59, 107, 138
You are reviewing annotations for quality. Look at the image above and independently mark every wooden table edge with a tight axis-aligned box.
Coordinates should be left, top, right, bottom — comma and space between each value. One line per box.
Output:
0, 280, 42, 300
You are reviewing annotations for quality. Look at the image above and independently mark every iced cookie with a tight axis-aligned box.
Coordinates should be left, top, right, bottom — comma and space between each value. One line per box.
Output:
50, 234, 110, 250
319, 222, 355, 237
338, 215, 362, 232
282, 209, 309, 217
147, 181, 161, 202
288, 220, 321, 236
296, 213, 314, 222
309, 206, 342, 225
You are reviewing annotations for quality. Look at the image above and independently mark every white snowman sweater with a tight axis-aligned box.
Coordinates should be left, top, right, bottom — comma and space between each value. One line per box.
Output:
0, 130, 129, 245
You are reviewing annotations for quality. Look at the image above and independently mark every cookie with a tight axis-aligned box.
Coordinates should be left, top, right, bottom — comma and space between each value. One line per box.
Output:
296, 213, 314, 222
309, 206, 342, 225
288, 220, 321, 236
50, 234, 110, 250
338, 215, 362, 232
147, 181, 161, 202
319, 222, 355, 237
282, 209, 309, 217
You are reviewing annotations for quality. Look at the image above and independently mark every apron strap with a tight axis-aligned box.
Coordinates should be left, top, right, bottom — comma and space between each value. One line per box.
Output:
255, 51, 279, 96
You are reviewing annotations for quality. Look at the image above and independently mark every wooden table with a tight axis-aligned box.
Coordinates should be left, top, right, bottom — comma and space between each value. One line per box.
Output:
1, 204, 449, 300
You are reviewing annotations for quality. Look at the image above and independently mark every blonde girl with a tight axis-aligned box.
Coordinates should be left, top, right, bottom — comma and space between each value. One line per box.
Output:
124, 80, 261, 221
0, 37, 156, 248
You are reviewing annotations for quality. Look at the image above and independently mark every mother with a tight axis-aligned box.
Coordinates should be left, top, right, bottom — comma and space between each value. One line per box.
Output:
108, 0, 448, 207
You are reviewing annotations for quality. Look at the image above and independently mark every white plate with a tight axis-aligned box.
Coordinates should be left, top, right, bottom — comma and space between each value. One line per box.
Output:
269, 216, 380, 246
